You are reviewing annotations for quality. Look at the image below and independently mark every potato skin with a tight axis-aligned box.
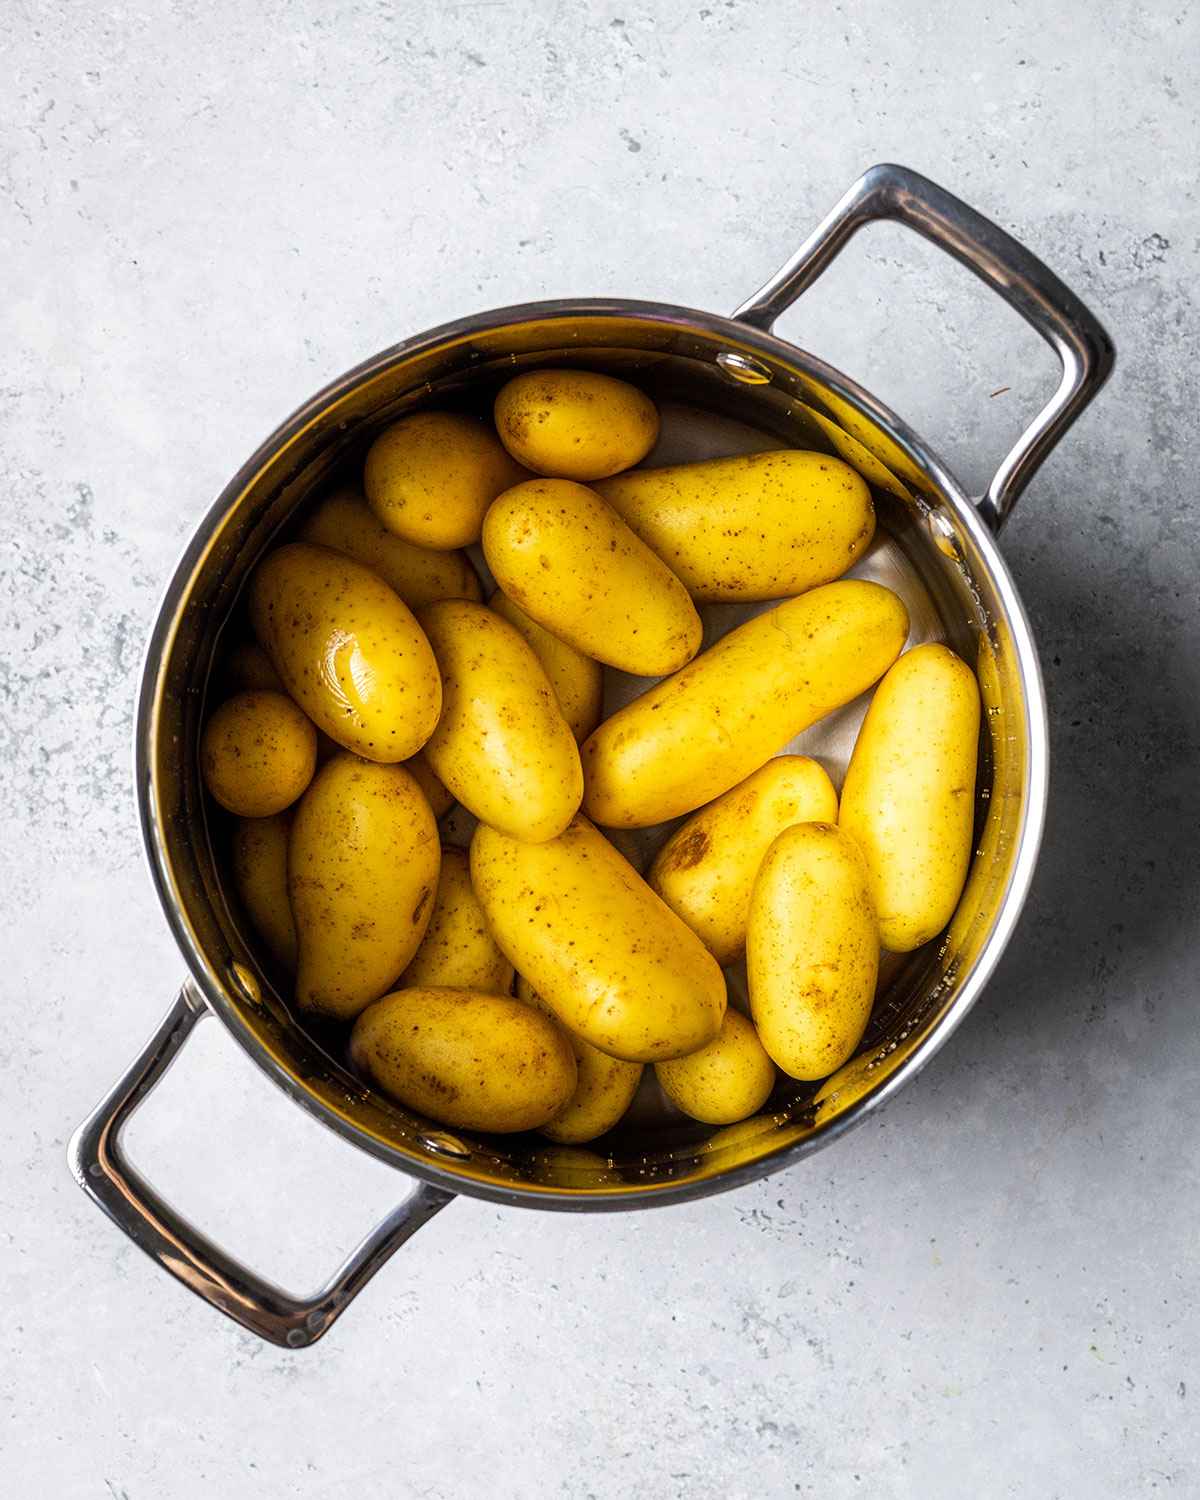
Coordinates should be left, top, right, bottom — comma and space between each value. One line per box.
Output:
839, 642, 981, 952
350, 987, 577, 1133
493, 369, 659, 481
250, 542, 442, 763
403, 750, 454, 819
403, 848, 515, 994
482, 479, 701, 677
231, 812, 297, 970
364, 411, 528, 550
649, 756, 838, 965
201, 689, 316, 816
289, 754, 440, 1020
582, 579, 909, 828
488, 588, 603, 743
300, 486, 481, 607
655, 1009, 776, 1125
471, 817, 726, 1063
516, 976, 642, 1144
418, 600, 582, 843
747, 823, 878, 1080
594, 450, 875, 602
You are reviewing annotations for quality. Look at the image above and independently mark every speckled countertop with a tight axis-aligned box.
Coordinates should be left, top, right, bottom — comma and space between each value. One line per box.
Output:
4, 3, 1198, 1496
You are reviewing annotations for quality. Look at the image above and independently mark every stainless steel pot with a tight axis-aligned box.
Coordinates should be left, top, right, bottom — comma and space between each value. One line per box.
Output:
69, 164, 1113, 1348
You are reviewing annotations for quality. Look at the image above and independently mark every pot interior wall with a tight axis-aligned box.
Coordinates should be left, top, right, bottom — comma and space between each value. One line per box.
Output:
145, 309, 1033, 1204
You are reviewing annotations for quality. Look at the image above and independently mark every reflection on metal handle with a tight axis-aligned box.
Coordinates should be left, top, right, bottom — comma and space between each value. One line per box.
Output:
67, 986, 454, 1348
734, 162, 1114, 529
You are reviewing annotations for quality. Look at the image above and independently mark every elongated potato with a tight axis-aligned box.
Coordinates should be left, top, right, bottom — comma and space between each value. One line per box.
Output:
201, 690, 316, 816
231, 812, 296, 970
582, 579, 909, 828
649, 756, 838, 964
655, 1009, 776, 1125
747, 823, 878, 1080
418, 601, 582, 843
493, 369, 659, 481
594, 450, 874, 602
250, 543, 442, 762
839, 642, 981, 951
471, 817, 726, 1062
482, 479, 701, 676
351, 987, 577, 1133
300, 486, 481, 607
517, 976, 642, 1144
364, 411, 528, 550
403, 750, 454, 819
488, 588, 603, 742
403, 848, 514, 993
289, 754, 440, 1020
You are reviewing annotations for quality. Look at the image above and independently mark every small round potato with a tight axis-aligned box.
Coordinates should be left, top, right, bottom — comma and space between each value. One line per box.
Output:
364, 411, 529, 550
289, 754, 440, 1020
300, 486, 481, 607
488, 589, 603, 743
517, 977, 642, 1144
654, 1009, 776, 1125
350, 987, 578, 1134
839, 643, 981, 952
230, 812, 297, 970
493, 369, 659, 481
418, 600, 583, 843
403, 848, 515, 994
482, 479, 701, 677
747, 823, 879, 1081
250, 542, 442, 763
650, 755, 839, 965
201, 690, 317, 817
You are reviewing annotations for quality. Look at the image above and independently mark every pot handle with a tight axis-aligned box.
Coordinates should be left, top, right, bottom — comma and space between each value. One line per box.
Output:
67, 985, 454, 1348
732, 162, 1114, 530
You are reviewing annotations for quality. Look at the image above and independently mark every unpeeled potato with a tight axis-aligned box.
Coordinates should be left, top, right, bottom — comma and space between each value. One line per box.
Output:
488, 588, 603, 743
201, 690, 316, 817
230, 812, 296, 970
655, 1009, 776, 1125
493, 369, 659, 481
403, 848, 515, 994
351, 987, 577, 1133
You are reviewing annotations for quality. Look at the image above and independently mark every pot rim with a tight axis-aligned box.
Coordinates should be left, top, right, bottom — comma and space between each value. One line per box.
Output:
134, 295, 1048, 1211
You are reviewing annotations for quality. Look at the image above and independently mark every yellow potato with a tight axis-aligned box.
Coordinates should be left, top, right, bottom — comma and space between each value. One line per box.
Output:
582, 579, 909, 828
482, 479, 701, 676
403, 848, 515, 993
300, 486, 481, 607
222, 640, 285, 695
249, 542, 442, 763
649, 755, 839, 964
418, 600, 582, 843
471, 816, 726, 1062
350, 987, 577, 1133
364, 411, 528, 550
516, 976, 642, 1144
654, 1009, 776, 1125
403, 750, 454, 819
289, 754, 440, 1020
493, 369, 659, 481
488, 588, 603, 742
230, 812, 296, 970
839, 642, 981, 952
594, 450, 874, 602
200, 690, 316, 816
747, 822, 878, 1080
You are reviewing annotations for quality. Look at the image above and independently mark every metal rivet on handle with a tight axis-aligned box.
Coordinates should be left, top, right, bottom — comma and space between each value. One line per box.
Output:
716, 350, 773, 385
227, 961, 262, 1006
419, 1131, 472, 1160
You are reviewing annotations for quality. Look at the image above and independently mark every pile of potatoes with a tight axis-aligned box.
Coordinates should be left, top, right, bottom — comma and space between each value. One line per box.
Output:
203, 368, 981, 1145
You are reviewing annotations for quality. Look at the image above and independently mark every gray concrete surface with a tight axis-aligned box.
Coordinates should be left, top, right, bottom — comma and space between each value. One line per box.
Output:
3, 2, 1198, 1495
